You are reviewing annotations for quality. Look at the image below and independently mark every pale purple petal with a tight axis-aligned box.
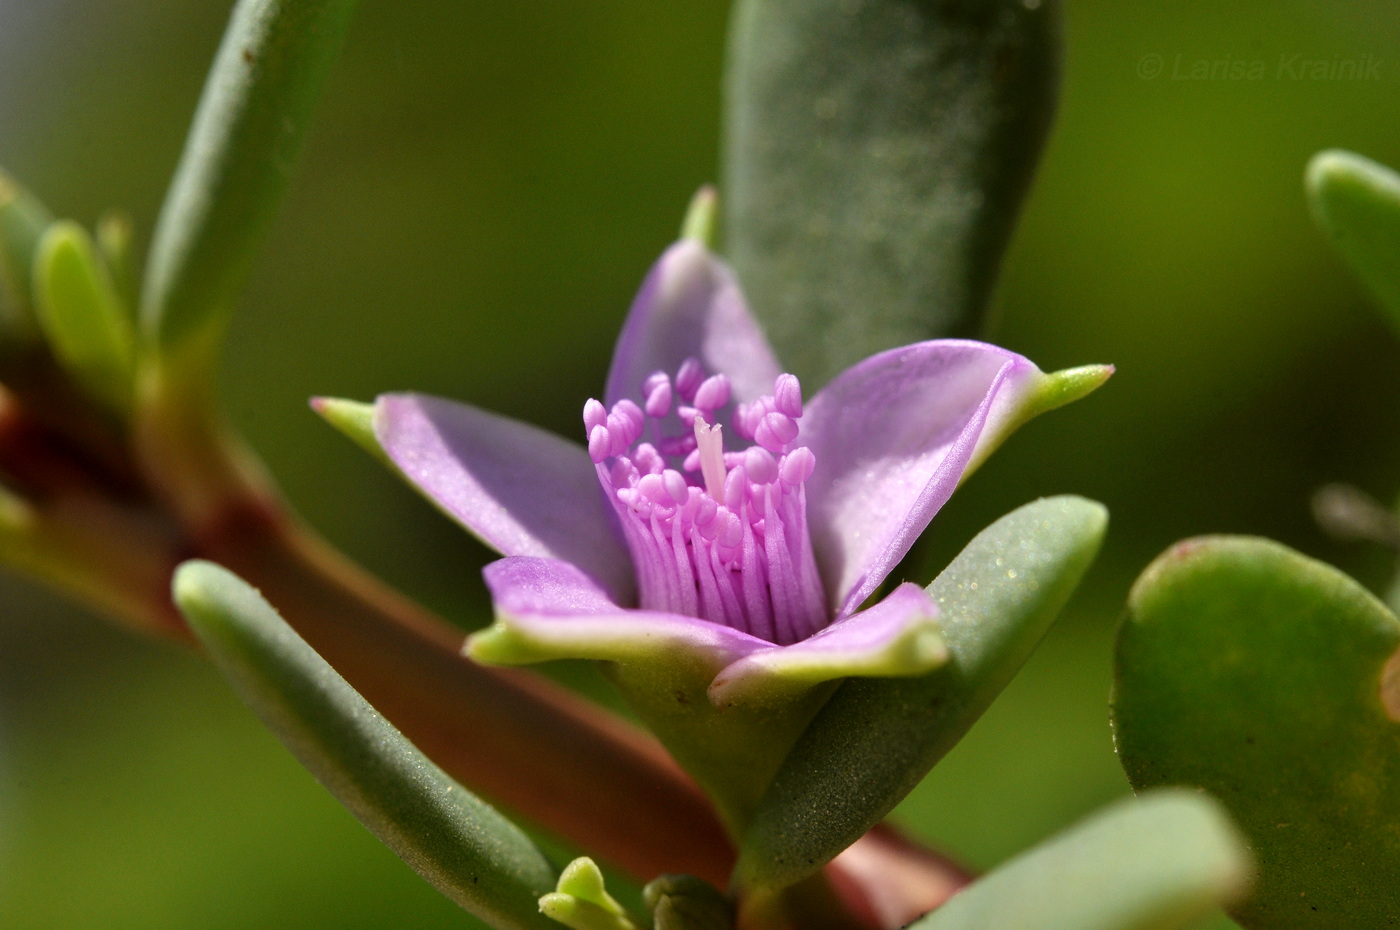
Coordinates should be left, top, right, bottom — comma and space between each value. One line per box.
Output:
375, 393, 635, 602
605, 240, 781, 408
470, 556, 771, 670
707, 583, 945, 704
801, 341, 1043, 617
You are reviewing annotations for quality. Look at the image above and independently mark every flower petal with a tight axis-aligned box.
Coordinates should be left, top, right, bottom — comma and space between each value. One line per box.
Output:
801, 340, 1045, 616
605, 240, 781, 407
375, 393, 635, 602
707, 583, 945, 705
469, 556, 770, 670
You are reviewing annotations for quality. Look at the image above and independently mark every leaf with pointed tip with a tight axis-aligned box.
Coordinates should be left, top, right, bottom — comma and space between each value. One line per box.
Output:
736, 495, 1107, 891
141, 0, 359, 360
174, 560, 558, 930
34, 221, 136, 413
722, 0, 1062, 384
1114, 536, 1400, 928
0, 167, 54, 342
908, 791, 1251, 930
1306, 150, 1400, 332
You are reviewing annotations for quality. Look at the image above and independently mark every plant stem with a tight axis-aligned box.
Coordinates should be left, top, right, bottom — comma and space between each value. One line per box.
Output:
191, 492, 738, 885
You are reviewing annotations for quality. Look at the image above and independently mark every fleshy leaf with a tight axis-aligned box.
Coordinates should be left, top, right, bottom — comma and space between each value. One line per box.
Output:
736, 496, 1107, 891
907, 791, 1251, 930
33, 221, 136, 413
174, 560, 559, 930
1306, 149, 1400, 332
374, 393, 635, 602
141, 0, 359, 359
1114, 536, 1400, 927
0, 167, 54, 342
723, 0, 1062, 384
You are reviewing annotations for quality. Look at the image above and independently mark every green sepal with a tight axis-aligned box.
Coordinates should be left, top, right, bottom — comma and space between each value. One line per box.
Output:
540, 858, 639, 930
1114, 536, 1400, 927
33, 221, 137, 413
680, 186, 720, 249
97, 212, 138, 313
173, 560, 558, 930
907, 791, 1251, 930
966, 364, 1114, 477
736, 496, 1108, 892
723, 0, 1062, 384
0, 167, 55, 342
311, 396, 391, 467
1306, 150, 1400, 332
141, 0, 359, 363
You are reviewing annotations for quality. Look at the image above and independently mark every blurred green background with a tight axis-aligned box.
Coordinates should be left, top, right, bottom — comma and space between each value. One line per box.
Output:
2, 1, 1399, 927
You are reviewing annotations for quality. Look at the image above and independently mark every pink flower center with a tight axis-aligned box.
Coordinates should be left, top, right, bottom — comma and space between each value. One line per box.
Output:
584, 358, 827, 645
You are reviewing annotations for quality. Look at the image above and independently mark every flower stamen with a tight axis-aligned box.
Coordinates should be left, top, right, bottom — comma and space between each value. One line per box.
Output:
584, 357, 827, 645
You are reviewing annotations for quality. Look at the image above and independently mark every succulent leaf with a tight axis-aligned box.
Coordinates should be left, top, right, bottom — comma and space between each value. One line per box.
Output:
723, 0, 1063, 383
1114, 536, 1400, 927
174, 560, 559, 930
736, 495, 1108, 891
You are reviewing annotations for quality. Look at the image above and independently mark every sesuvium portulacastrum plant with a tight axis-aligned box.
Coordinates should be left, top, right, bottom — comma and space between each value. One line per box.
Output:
0, 0, 1260, 928
1112, 149, 1400, 929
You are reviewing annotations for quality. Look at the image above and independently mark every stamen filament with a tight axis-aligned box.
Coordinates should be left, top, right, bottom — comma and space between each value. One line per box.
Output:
694, 419, 728, 500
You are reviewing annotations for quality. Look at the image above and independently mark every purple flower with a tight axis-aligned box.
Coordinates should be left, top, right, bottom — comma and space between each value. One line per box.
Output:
369, 239, 1111, 708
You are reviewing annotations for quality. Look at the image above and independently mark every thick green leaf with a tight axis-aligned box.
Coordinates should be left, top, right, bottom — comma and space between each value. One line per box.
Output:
909, 791, 1251, 930
1306, 150, 1400, 332
722, 0, 1062, 384
33, 221, 136, 413
736, 495, 1107, 891
174, 560, 558, 930
0, 167, 55, 342
141, 0, 358, 359
1114, 536, 1400, 928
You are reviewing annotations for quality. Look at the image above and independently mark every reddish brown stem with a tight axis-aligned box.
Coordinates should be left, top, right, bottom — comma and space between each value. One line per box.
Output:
192, 498, 736, 885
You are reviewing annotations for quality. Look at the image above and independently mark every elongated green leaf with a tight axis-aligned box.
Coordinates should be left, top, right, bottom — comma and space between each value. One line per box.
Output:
722, 0, 1062, 384
34, 221, 136, 413
1114, 536, 1400, 928
1306, 150, 1400, 332
141, 0, 358, 358
174, 560, 558, 930
909, 791, 1251, 930
736, 495, 1106, 891
0, 167, 55, 341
